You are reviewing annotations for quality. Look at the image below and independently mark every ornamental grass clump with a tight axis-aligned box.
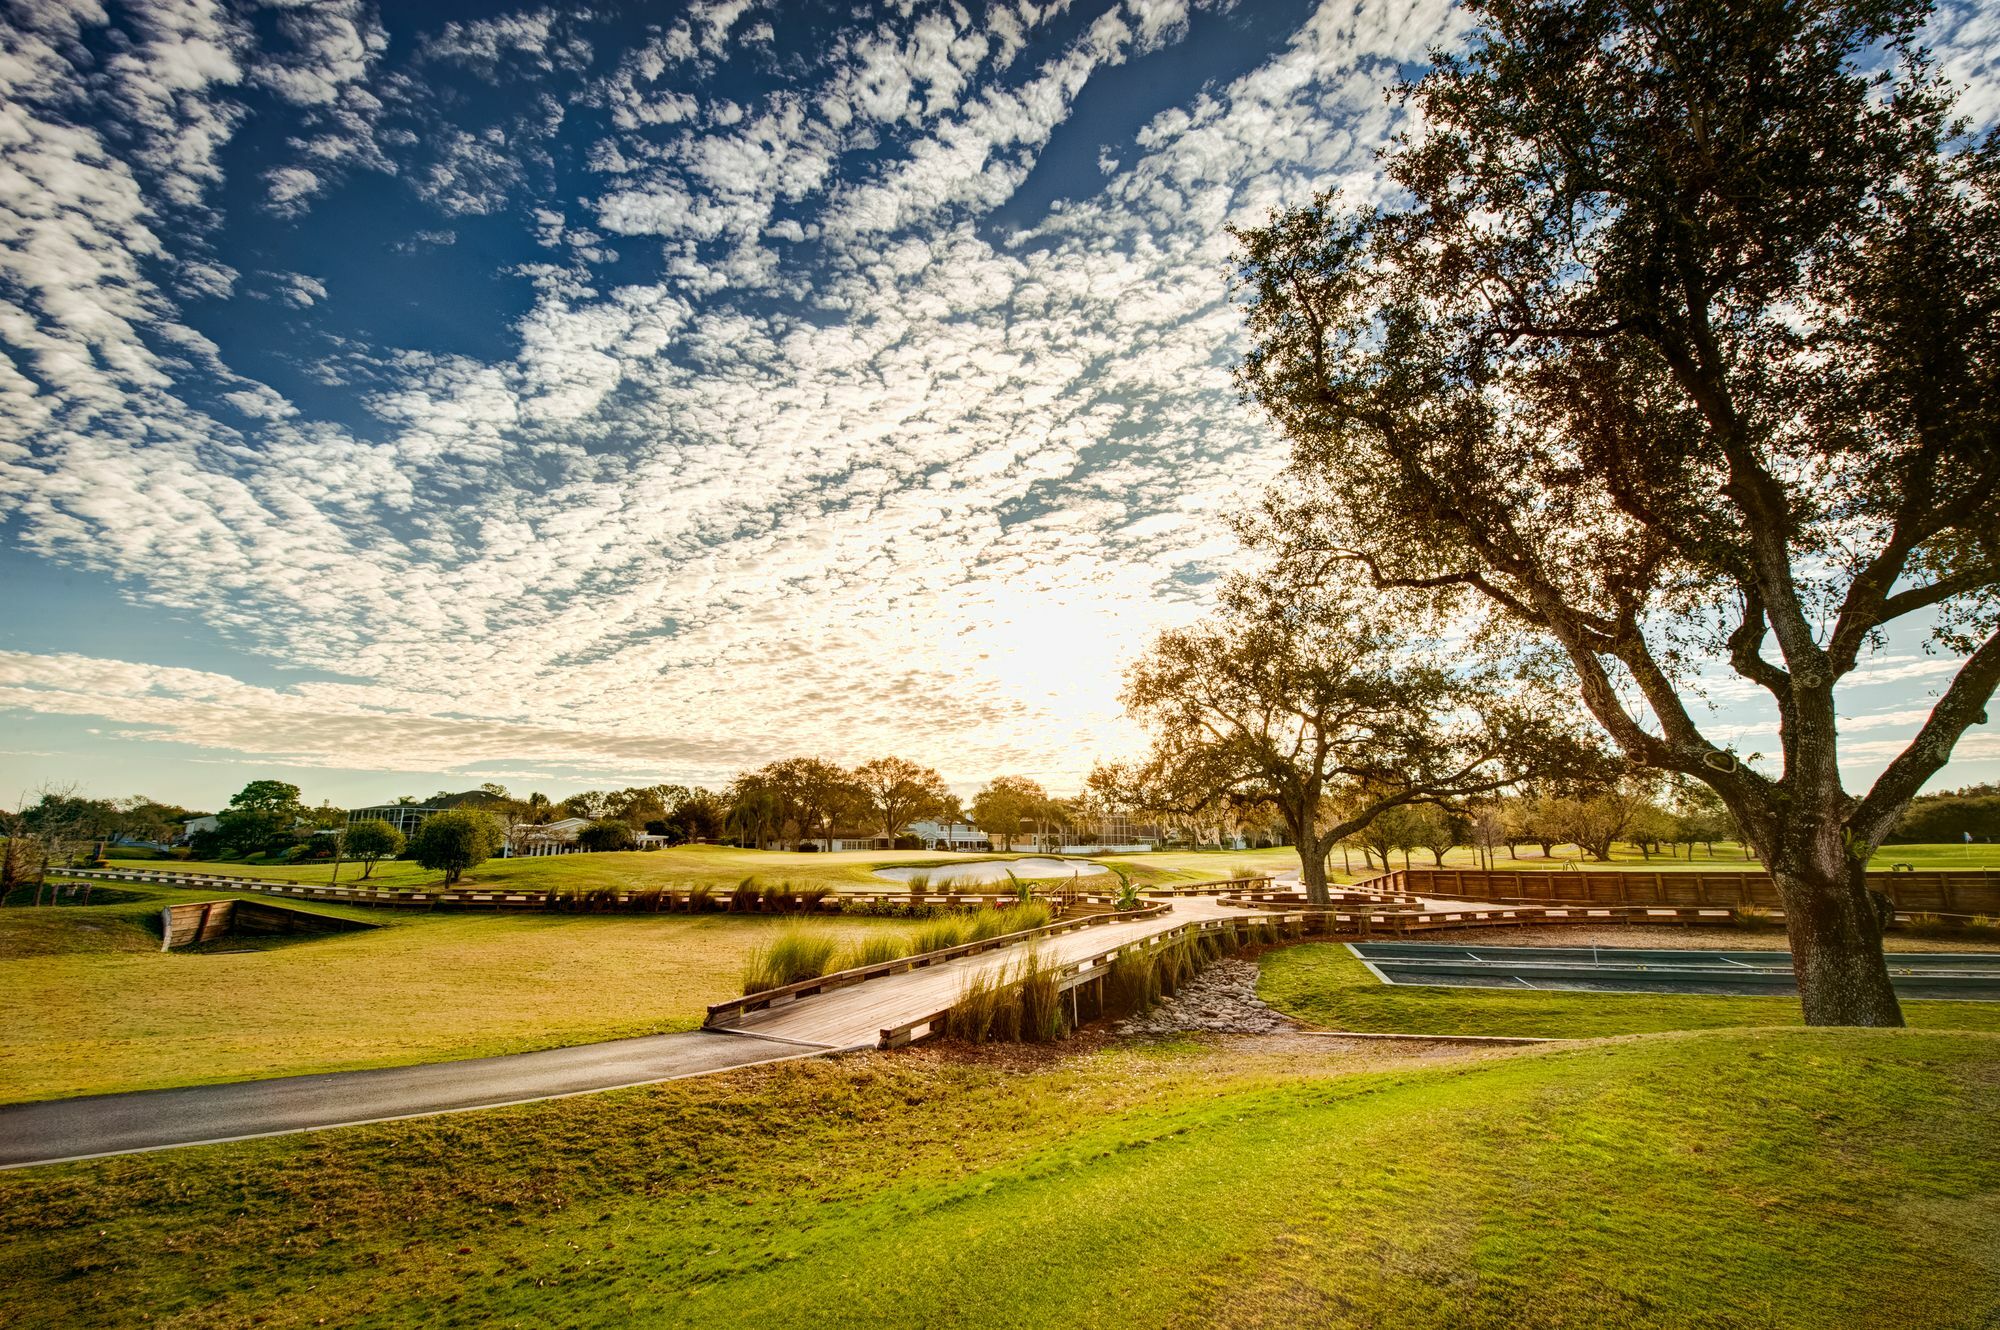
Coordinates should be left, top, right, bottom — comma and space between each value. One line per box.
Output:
997, 901, 1051, 933
945, 966, 1008, 1042
842, 933, 908, 969
1103, 949, 1161, 1020
965, 907, 1012, 942
732, 877, 763, 913
687, 884, 715, 912
1015, 950, 1068, 1043
741, 927, 839, 994
794, 885, 833, 913
909, 915, 972, 955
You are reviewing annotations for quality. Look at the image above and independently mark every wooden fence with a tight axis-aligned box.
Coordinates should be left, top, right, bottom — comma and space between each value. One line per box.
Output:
1374, 867, 2000, 916
57, 867, 1073, 916
158, 898, 375, 951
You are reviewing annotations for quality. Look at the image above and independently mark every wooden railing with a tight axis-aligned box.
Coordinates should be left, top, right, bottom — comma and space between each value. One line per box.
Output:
53, 867, 1070, 915
1142, 876, 1276, 896
1369, 867, 2000, 915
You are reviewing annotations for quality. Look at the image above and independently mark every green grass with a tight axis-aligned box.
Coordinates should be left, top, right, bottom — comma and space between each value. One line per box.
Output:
0, 882, 922, 1101
1259, 941, 2000, 1039
0, 1029, 1995, 1327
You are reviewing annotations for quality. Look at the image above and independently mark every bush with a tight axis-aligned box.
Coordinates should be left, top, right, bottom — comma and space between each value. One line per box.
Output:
732, 879, 764, 912
741, 928, 839, 994
577, 820, 637, 853
409, 809, 501, 886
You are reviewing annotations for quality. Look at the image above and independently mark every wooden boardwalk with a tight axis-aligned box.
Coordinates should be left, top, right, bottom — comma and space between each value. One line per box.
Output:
708, 896, 1262, 1050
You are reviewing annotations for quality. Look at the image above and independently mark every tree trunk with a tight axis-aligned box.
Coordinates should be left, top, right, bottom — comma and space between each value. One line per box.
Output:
1772, 858, 1904, 1027
1297, 842, 1332, 905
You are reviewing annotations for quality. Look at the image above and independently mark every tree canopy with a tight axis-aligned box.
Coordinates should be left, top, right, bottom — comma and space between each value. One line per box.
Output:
1231, 0, 1999, 1023
1100, 568, 1588, 900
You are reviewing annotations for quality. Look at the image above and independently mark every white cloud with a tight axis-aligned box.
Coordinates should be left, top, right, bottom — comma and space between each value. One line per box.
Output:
4, 0, 1992, 802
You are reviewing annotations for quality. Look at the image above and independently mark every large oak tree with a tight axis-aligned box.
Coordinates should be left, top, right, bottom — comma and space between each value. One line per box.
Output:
1232, 0, 1999, 1023
1100, 571, 1584, 902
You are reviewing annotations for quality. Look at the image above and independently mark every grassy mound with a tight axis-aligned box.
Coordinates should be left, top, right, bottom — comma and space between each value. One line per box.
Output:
1259, 941, 2000, 1038
1, 1029, 1994, 1327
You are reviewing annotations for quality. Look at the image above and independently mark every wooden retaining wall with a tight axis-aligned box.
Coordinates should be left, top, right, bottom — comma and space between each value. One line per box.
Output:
158, 899, 375, 951
1381, 867, 2000, 915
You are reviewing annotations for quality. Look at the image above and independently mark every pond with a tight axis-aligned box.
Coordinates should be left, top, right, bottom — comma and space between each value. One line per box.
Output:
872, 857, 1107, 885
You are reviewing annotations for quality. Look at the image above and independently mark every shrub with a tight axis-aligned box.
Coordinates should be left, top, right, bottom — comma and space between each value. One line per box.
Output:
409, 809, 501, 886
741, 928, 839, 994
577, 820, 637, 853
733, 879, 764, 912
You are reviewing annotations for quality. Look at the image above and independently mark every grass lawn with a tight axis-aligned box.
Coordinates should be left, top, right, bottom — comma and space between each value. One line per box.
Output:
0, 881, 924, 1101
0, 1028, 1995, 1328
1259, 940, 2000, 1039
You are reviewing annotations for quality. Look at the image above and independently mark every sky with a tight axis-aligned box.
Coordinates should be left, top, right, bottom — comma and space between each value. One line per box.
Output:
0, 0, 1997, 813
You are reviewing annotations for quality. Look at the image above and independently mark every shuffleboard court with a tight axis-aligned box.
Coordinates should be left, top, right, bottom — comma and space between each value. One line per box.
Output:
1348, 942, 2000, 1001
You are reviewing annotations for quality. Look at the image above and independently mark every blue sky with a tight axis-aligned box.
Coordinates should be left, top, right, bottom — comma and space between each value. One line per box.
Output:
1, 0, 1996, 813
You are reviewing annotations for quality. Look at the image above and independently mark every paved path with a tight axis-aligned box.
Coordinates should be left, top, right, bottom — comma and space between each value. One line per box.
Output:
0, 1030, 813, 1170
1, 895, 1289, 1170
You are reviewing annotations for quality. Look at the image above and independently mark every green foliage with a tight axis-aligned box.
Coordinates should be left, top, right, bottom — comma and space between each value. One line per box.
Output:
908, 915, 972, 955
339, 820, 404, 878
408, 809, 500, 885
577, 820, 638, 853
1890, 787, 2000, 844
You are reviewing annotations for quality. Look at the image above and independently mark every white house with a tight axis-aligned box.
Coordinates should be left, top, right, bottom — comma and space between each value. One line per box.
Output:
908, 819, 993, 852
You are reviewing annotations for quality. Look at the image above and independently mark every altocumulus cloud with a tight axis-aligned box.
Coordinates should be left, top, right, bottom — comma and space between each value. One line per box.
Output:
1, 0, 1994, 792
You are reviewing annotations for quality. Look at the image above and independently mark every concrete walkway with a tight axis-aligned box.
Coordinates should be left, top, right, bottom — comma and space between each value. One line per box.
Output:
0, 1030, 814, 1170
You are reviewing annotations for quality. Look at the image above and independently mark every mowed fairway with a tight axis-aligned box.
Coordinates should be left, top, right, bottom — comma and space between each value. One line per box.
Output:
1, 1030, 1995, 1328
0, 884, 923, 1101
